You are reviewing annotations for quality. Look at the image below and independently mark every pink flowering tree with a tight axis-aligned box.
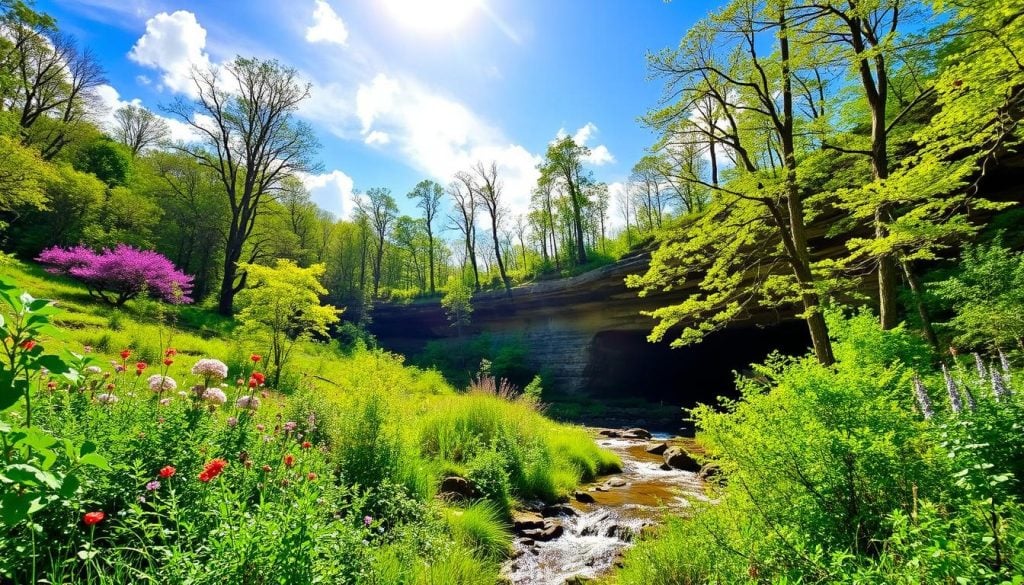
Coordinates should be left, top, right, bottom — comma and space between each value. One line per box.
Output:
37, 244, 194, 306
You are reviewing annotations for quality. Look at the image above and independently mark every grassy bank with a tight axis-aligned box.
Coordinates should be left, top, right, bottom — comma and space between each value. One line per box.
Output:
0, 259, 619, 584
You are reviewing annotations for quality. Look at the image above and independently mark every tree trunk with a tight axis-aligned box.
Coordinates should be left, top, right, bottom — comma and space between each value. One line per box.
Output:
427, 232, 435, 294
218, 231, 242, 315
491, 217, 511, 292
900, 259, 939, 349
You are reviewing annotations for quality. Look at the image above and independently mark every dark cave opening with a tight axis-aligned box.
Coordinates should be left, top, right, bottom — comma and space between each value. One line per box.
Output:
584, 321, 812, 422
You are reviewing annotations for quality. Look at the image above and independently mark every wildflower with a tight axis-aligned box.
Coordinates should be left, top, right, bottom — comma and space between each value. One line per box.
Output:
96, 393, 119, 405
40, 367, 49, 376
159, 398, 172, 406
301, 441, 312, 449
236, 395, 260, 410
163, 357, 174, 367
147, 374, 177, 393
46, 381, 57, 390
191, 358, 229, 381
973, 353, 988, 380
913, 376, 934, 420
165, 348, 177, 357
19, 339, 36, 350
244, 459, 253, 469
262, 465, 272, 473
281, 478, 290, 487
999, 348, 1012, 381
198, 458, 227, 482
251, 354, 262, 363
159, 466, 176, 478
992, 369, 1010, 400
250, 372, 266, 386
236, 378, 245, 386
105, 383, 115, 391
201, 387, 227, 405
83, 511, 105, 526
364, 515, 373, 527
283, 421, 297, 432
248, 378, 257, 388
145, 480, 161, 491
116, 365, 127, 373
256, 424, 265, 432
136, 361, 148, 372
307, 472, 317, 481
85, 365, 102, 375
120, 349, 131, 360
227, 416, 238, 428
941, 364, 963, 415
284, 453, 295, 468
83, 345, 93, 353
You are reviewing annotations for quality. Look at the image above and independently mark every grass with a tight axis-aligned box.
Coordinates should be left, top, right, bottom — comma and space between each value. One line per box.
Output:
445, 501, 513, 559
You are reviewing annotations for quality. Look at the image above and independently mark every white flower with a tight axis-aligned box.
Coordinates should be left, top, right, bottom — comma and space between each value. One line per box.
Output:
96, 393, 119, 405
147, 374, 177, 393
84, 365, 102, 375
191, 358, 229, 381
201, 387, 227, 405
235, 395, 261, 410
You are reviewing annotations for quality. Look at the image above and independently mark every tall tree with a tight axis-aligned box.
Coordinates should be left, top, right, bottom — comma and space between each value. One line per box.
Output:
470, 161, 511, 292
357, 187, 397, 297
634, 0, 835, 365
539, 137, 590, 265
113, 104, 169, 156
448, 173, 481, 291
407, 179, 444, 294
166, 57, 319, 315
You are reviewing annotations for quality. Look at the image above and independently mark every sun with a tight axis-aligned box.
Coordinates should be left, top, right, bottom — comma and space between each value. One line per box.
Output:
382, 0, 480, 34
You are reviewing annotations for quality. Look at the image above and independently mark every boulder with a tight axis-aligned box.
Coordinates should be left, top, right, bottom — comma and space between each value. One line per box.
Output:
698, 463, 723, 482
604, 476, 627, 488
622, 428, 652, 440
512, 511, 545, 532
663, 446, 701, 472
598, 429, 621, 438
438, 476, 475, 500
542, 504, 576, 517
574, 490, 595, 503
659, 463, 673, 471
522, 520, 564, 541
645, 442, 669, 455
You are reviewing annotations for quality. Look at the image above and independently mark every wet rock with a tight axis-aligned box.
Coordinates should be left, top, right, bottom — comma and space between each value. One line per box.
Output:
574, 490, 595, 503
663, 446, 701, 472
698, 463, 722, 482
659, 462, 673, 471
564, 574, 593, 584
438, 476, 475, 500
645, 442, 669, 455
542, 504, 576, 517
512, 511, 545, 531
622, 428, 652, 440
521, 520, 564, 541
604, 477, 627, 488
598, 429, 621, 438
520, 538, 534, 547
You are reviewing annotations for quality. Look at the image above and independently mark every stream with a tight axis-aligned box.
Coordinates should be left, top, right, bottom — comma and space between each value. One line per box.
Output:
502, 430, 705, 585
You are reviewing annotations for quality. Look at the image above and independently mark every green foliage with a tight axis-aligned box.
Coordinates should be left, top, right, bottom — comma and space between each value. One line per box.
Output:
73, 138, 133, 187
444, 500, 511, 560
441, 275, 472, 335
932, 239, 1024, 350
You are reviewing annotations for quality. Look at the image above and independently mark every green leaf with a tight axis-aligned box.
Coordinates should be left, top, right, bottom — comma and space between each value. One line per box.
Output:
78, 453, 111, 471
1, 464, 61, 490
36, 354, 70, 375
58, 474, 80, 498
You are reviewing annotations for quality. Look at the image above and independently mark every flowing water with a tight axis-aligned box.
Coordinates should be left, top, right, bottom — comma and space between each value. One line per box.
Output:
502, 432, 705, 585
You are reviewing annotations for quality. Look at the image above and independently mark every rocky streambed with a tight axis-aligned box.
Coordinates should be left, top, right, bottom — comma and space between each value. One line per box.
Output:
502, 429, 706, 585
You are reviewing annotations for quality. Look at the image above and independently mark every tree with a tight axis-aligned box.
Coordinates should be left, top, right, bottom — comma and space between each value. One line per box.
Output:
634, 0, 836, 365
73, 138, 132, 187
0, 134, 51, 222
407, 179, 443, 294
166, 56, 320, 316
113, 104, 169, 156
469, 161, 511, 292
357, 187, 397, 297
448, 173, 480, 290
37, 244, 193, 306
539, 137, 590, 265
235, 260, 340, 386
441, 275, 473, 337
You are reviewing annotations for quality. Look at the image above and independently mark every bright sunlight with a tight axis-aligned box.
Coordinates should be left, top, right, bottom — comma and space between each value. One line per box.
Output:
382, 0, 479, 33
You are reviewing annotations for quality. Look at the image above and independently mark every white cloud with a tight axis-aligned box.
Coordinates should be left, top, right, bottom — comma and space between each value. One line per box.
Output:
553, 122, 615, 166
305, 1, 349, 46
356, 73, 400, 133
300, 169, 357, 220
364, 130, 390, 145
586, 144, 614, 166
128, 10, 210, 95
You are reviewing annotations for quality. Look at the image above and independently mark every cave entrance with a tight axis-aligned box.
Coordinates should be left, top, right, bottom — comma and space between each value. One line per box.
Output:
582, 321, 810, 431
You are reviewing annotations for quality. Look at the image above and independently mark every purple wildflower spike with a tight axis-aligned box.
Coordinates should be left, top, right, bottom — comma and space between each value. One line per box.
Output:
913, 376, 934, 420
941, 364, 963, 415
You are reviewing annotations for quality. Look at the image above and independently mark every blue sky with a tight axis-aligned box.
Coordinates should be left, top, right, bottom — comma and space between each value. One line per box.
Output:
38, 0, 716, 222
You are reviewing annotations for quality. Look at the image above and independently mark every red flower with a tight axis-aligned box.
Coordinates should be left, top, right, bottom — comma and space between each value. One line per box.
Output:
164, 348, 177, 357
83, 511, 105, 526
19, 339, 36, 351
136, 361, 148, 371
301, 441, 312, 449
120, 349, 131, 360
251, 372, 265, 385
162, 357, 174, 366
158, 466, 176, 478
283, 454, 295, 468
198, 458, 227, 482
250, 354, 262, 363
248, 379, 257, 388
307, 472, 317, 481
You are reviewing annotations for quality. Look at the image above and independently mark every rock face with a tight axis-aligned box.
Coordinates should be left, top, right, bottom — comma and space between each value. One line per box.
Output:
645, 442, 669, 455
663, 446, 701, 472
368, 251, 813, 403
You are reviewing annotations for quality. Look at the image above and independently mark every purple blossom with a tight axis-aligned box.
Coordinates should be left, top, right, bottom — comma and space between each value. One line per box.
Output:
191, 359, 229, 381
941, 364, 963, 415
998, 348, 1012, 373
283, 421, 297, 433
973, 353, 988, 381
992, 369, 1010, 400
37, 244, 194, 305
364, 515, 373, 527
913, 376, 934, 420
227, 416, 238, 428
236, 395, 260, 410
145, 480, 161, 491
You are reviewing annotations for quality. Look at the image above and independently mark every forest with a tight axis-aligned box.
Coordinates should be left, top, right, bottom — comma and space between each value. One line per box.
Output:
1, 0, 1024, 583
